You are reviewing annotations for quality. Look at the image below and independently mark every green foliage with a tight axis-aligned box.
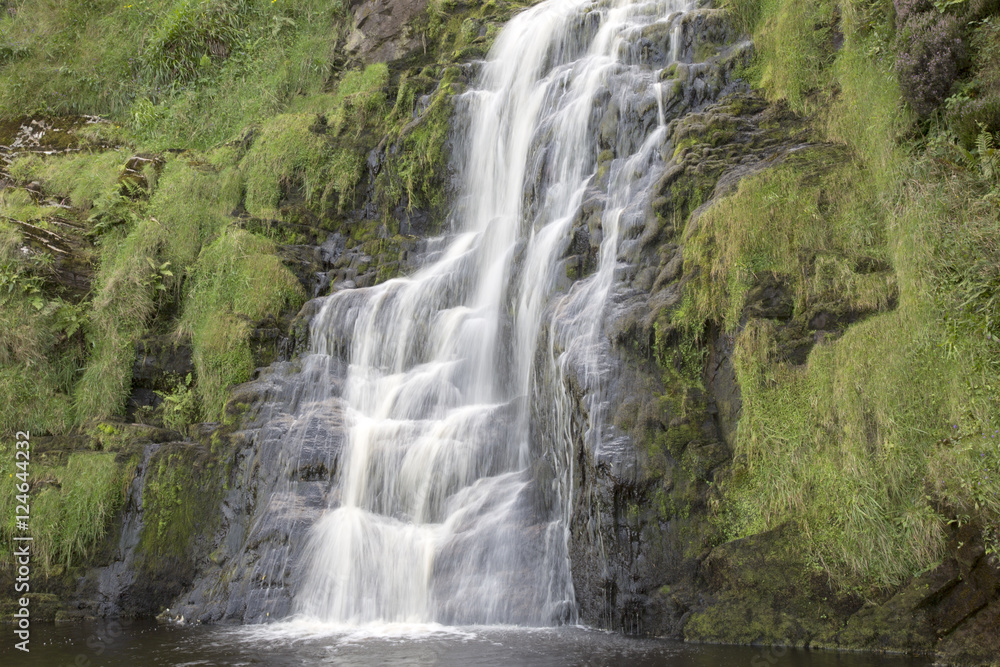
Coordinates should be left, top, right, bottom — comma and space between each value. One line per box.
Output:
0, 186, 47, 222
241, 113, 330, 218
933, 0, 969, 13
693, 0, 1000, 590
181, 228, 303, 418
74, 218, 167, 422
719, 0, 767, 35
971, 125, 1000, 183
0, 142, 307, 432
155, 372, 200, 432
140, 0, 253, 90
17, 453, 127, 574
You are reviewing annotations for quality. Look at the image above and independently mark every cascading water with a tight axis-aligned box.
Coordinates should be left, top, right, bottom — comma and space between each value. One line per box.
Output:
290, 0, 697, 626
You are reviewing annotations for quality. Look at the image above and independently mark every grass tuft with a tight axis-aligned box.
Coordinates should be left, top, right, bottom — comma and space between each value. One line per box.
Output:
74, 218, 166, 422
181, 228, 304, 418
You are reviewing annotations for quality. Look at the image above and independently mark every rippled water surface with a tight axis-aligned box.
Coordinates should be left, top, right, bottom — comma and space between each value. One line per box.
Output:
7, 621, 933, 667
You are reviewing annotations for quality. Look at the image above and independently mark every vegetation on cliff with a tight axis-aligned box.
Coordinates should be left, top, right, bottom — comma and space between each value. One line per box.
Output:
682, 0, 1000, 595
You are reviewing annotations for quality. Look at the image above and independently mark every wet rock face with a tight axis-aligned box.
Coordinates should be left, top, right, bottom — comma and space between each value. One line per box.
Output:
683, 518, 1000, 664
162, 357, 348, 624
553, 46, 813, 638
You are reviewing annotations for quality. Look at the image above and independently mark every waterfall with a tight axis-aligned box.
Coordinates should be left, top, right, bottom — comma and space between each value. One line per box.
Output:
293, 0, 695, 626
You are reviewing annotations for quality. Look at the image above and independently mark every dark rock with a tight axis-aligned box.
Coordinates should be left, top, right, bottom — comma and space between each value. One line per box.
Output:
132, 336, 195, 392
345, 0, 430, 63
118, 154, 165, 199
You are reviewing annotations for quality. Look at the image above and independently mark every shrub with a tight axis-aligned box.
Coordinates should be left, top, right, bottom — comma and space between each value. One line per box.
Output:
947, 95, 1000, 147
894, 8, 965, 117
945, 18, 1000, 147
893, 0, 933, 24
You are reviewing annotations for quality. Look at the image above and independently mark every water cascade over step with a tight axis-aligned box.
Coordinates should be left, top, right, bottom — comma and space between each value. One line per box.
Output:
163, 0, 746, 626
294, 0, 698, 625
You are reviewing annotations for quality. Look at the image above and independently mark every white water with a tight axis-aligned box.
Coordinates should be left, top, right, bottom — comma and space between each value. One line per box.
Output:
294, 0, 694, 626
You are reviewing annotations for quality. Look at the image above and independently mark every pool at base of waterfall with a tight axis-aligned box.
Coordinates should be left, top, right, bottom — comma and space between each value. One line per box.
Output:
7, 620, 932, 667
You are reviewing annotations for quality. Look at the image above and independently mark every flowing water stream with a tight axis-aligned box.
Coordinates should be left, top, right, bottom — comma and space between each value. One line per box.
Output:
293, 0, 695, 626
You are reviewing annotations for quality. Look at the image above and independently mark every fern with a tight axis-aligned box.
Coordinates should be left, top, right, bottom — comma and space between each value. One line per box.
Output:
975, 123, 999, 182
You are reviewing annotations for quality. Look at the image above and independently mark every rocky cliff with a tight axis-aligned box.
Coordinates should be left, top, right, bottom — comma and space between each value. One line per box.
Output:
1, 0, 998, 665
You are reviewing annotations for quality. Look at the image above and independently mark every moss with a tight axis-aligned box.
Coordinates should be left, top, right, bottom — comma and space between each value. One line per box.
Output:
684, 526, 840, 647
386, 69, 458, 214
596, 149, 615, 181
136, 441, 226, 576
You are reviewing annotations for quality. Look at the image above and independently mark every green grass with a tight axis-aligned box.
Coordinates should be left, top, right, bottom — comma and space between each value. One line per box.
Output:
329, 63, 390, 137
180, 228, 304, 418
0, 0, 349, 148
22, 149, 130, 212
73, 218, 167, 423
752, 0, 837, 110
150, 155, 241, 270
691, 0, 1000, 589
241, 113, 331, 218
0, 451, 128, 574
679, 148, 893, 332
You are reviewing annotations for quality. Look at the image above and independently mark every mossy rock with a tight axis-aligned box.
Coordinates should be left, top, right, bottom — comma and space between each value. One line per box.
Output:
686, 524, 862, 646
0, 593, 60, 623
